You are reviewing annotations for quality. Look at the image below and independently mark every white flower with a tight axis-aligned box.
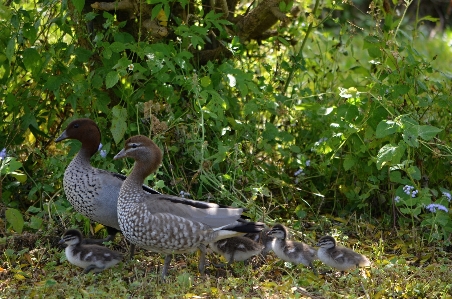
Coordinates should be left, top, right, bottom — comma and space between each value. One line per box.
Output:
128, 64, 134, 71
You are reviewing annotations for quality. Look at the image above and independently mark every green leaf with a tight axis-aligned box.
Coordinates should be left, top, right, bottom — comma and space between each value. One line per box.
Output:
1, 157, 23, 174
391, 84, 410, 97
262, 123, 278, 141
337, 104, 359, 122
10, 171, 27, 183
111, 105, 127, 144
407, 165, 421, 180
74, 47, 93, 63
28, 216, 42, 230
72, 0, 85, 14
376, 120, 399, 138
6, 38, 15, 62
200, 76, 211, 87
23, 23, 38, 43
417, 125, 442, 141
6, 208, 24, 233
402, 126, 419, 148
106, 71, 119, 89
389, 171, 411, 185
364, 35, 380, 43
376, 143, 406, 169
151, 4, 162, 20
22, 48, 41, 74
343, 155, 357, 171
110, 42, 126, 53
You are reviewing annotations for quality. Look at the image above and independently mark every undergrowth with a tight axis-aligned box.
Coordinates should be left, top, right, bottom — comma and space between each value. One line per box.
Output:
1, 0, 452, 297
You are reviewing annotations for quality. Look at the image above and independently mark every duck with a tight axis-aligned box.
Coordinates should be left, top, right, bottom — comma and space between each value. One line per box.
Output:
267, 224, 318, 275
59, 229, 123, 274
113, 135, 264, 278
244, 226, 273, 258
55, 118, 161, 253
209, 236, 264, 265
316, 235, 370, 271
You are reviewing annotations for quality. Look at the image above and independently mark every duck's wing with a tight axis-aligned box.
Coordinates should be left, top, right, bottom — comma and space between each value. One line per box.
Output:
144, 194, 263, 232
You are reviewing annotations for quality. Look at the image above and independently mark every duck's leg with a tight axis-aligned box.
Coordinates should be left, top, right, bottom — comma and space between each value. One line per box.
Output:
198, 244, 206, 275
83, 264, 98, 274
309, 262, 318, 276
162, 254, 173, 279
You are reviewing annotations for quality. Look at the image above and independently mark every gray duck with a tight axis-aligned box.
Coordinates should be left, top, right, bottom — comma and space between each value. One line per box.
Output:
55, 118, 160, 254
113, 135, 264, 278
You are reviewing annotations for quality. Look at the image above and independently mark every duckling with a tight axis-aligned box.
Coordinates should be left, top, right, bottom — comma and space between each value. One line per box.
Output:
267, 224, 318, 275
113, 135, 264, 278
59, 229, 123, 274
316, 235, 370, 271
210, 236, 264, 265
244, 226, 273, 258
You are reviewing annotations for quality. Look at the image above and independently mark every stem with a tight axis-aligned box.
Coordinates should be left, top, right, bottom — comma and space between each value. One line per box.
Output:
393, 0, 414, 40
283, 0, 321, 95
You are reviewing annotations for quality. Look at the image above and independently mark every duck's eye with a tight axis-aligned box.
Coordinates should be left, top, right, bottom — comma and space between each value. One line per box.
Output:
131, 144, 137, 148
73, 124, 79, 128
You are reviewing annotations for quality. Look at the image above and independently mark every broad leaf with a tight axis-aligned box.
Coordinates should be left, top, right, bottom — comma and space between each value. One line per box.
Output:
417, 125, 442, 141
376, 120, 399, 138
106, 71, 119, 89
376, 143, 406, 169
111, 105, 127, 144
6, 208, 24, 233
72, 0, 85, 14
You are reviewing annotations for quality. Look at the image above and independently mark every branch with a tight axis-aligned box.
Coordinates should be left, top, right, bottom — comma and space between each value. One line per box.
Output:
235, 0, 289, 41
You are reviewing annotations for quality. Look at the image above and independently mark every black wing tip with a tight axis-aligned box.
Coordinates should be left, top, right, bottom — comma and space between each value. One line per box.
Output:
231, 221, 266, 233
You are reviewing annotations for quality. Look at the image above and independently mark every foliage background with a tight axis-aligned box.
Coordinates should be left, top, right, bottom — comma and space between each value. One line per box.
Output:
1, 0, 452, 297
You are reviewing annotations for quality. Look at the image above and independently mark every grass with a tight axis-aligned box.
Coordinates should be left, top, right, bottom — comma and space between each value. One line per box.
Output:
1, 216, 451, 298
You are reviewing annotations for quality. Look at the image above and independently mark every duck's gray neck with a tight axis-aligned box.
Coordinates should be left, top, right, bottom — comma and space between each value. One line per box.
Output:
123, 159, 152, 193
70, 148, 94, 169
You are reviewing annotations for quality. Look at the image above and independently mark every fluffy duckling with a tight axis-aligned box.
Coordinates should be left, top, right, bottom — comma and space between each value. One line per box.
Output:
59, 229, 123, 274
113, 135, 264, 278
268, 224, 318, 274
245, 227, 273, 258
210, 236, 264, 265
316, 235, 370, 271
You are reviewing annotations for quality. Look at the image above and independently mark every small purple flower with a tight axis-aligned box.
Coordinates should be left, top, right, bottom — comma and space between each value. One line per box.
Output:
100, 149, 107, 158
98, 143, 103, 151
305, 160, 311, 167
443, 192, 451, 202
403, 185, 415, 195
0, 148, 6, 159
294, 168, 304, 176
426, 203, 449, 213
394, 196, 401, 203
411, 190, 418, 198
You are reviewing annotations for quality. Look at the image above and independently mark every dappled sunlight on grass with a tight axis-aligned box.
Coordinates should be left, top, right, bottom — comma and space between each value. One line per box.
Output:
1, 216, 451, 298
